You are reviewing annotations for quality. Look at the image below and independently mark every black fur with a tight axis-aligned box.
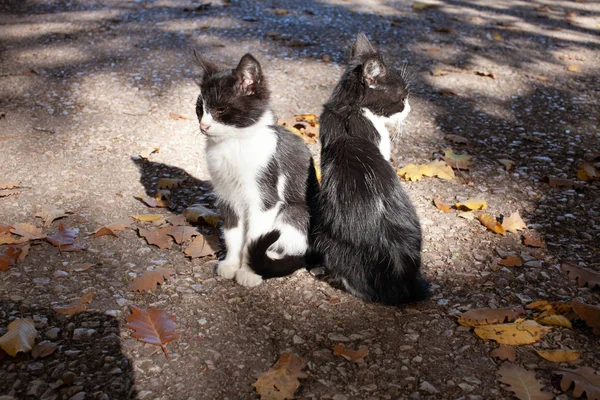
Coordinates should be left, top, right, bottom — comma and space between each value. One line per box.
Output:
247, 231, 305, 278
314, 33, 429, 305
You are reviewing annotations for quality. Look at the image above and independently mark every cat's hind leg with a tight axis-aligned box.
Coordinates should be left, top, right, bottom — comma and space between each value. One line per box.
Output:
216, 202, 244, 279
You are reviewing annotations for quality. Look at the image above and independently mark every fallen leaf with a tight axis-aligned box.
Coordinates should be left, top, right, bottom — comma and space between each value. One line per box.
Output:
0, 247, 22, 271
493, 32, 502, 40
566, 64, 580, 72
0, 231, 27, 245
433, 198, 452, 212
137, 193, 169, 208
445, 134, 470, 144
32, 341, 58, 359
156, 178, 186, 189
168, 111, 187, 120
497, 363, 553, 400
498, 159, 516, 171
139, 147, 160, 159
475, 70, 496, 79
275, 8, 289, 15
536, 314, 572, 328
93, 219, 131, 238
0, 318, 37, 357
577, 161, 600, 182
561, 263, 600, 289
35, 206, 71, 227
184, 235, 220, 258
527, 301, 572, 315
0, 181, 20, 189
502, 211, 526, 233
413, 2, 439, 10
435, 26, 453, 33
160, 225, 200, 244
443, 148, 472, 170
490, 346, 517, 362
499, 255, 523, 267
166, 214, 188, 226
17, 243, 30, 262
524, 231, 544, 247
536, 349, 582, 363
455, 197, 486, 211
431, 68, 449, 76
438, 88, 458, 95
572, 300, 600, 335
397, 160, 455, 181
252, 353, 307, 400
138, 228, 172, 249
46, 224, 78, 248
52, 290, 94, 315
71, 263, 96, 272
332, 344, 369, 363
0, 189, 21, 197
182, 205, 220, 227
129, 268, 176, 293
457, 211, 475, 220
132, 214, 165, 222
556, 367, 600, 400
277, 114, 319, 144
11, 223, 46, 241
458, 307, 523, 327
477, 214, 506, 235
474, 320, 550, 345
125, 305, 180, 358
547, 177, 584, 189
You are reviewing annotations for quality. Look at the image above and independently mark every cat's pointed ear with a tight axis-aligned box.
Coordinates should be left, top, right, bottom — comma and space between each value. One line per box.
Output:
351, 33, 376, 59
235, 53, 263, 95
363, 58, 387, 87
194, 49, 217, 83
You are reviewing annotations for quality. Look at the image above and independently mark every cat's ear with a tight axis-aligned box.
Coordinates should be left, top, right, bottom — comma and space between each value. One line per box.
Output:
363, 58, 387, 87
351, 33, 376, 59
234, 53, 263, 95
194, 49, 217, 83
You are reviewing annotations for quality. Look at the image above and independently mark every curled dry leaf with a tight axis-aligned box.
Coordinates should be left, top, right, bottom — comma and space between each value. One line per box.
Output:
32, 341, 58, 359
502, 211, 526, 233
137, 193, 169, 208
53, 290, 93, 315
433, 198, 452, 212
35, 206, 71, 227
253, 353, 307, 400
556, 367, 600, 400
156, 178, 186, 189
46, 224, 78, 248
499, 255, 523, 267
536, 349, 582, 363
524, 231, 545, 247
477, 214, 506, 235
332, 344, 369, 363
547, 177, 584, 190
527, 300, 572, 315
490, 345, 517, 362
93, 219, 131, 238
458, 307, 523, 327
125, 305, 180, 358
497, 363, 553, 400
397, 160, 455, 181
182, 205, 220, 227
443, 148, 472, 170
474, 320, 550, 345
184, 235, 220, 258
138, 228, 172, 249
0, 247, 22, 271
455, 197, 487, 211
129, 268, 176, 293
561, 263, 600, 289
0, 318, 38, 357
572, 300, 600, 335
536, 314, 572, 328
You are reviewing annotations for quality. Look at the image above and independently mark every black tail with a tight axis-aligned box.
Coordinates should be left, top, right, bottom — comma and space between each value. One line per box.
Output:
247, 230, 305, 279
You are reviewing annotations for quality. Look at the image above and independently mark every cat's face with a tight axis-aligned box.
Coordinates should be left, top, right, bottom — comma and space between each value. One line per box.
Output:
351, 33, 411, 128
195, 53, 270, 139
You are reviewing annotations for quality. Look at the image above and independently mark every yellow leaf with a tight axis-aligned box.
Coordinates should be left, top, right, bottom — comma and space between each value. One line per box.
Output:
536, 314, 572, 328
433, 198, 452, 212
333, 344, 369, 363
493, 32, 502, 40
455, 197, 487, 211
182, 205, 220, 227
477, 214, 506, 235
0, 318, 38, 356
502, 211, 526, 233
566, 64, 580, 72
474, 320, 550, 345
132, 214, 164, 222
253, 353, 307, 400
397, 164, 427, 182
443, 148, 472, 170
536, 349, 582, 363
398, 160, 455, 181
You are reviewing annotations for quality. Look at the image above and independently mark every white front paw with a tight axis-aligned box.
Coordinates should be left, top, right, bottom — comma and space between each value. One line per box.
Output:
216, 260, 240, 279
235, 268, 263, 287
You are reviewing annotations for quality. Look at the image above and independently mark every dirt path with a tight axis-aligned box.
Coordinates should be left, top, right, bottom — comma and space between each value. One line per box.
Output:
1, 0, 599, 399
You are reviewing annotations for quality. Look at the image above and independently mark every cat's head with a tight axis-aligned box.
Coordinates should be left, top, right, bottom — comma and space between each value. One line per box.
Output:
350, 33, 411, 128
195, 53, 271, 139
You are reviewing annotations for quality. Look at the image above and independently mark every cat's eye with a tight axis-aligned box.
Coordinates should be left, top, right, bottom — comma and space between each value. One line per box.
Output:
215, 107, 227, 115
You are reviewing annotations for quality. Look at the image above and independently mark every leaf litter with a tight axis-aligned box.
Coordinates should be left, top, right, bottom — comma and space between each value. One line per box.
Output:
125, 305, 180, 358
253, 353, 307, 400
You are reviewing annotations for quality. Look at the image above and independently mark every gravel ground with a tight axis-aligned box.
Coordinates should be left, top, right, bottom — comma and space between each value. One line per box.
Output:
1, 0, 599, 399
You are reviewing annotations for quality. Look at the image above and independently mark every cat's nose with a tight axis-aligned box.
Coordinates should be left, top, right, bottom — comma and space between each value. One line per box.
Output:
200, 122, 211, 134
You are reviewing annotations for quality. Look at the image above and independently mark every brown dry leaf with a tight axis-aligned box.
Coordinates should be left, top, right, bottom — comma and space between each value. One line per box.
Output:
184, 235, 220, 258
0, 247, 22, 271
160, 225, 200, 244
566, 64, 580, 72
277, 114, 319, 144
125, 305, 180, 358
455, 197, 486, 211
475, 70, 496, 79
556, 367, 600, 400
527, 301, 572, 315
137, 193, 169, 208
167, 214, 188, 226
577, 161, 600, 182
431, 68, 449, 76
397, 160, 455, 181
93, 219, 131, 238
502, 211, 527, 233
438, 88, 458, 95
132, 214, 164, 222
458, 307, 523, 327
35, 206, 71, 227
561, 263, 600, 289
498, 159, 516, 171
536, 349, 582, 363
477, 214, 506, 235
445, 134, 470, 144
443, 148, 472, 170
275, 8, 289, 15
499, 255, 523, 267
156, 178, 186, 189
524, 231, 544, 247
71, 263, 97, 272
490, 345, 517, 362
168, 111, 187, 120
139, 147, 160, 159
129, 268, 176, 293
182, 205, 220, 227
474, 320, 550, 345
497, 363, 553, 400
0, 318, 37, 357
0, 181, 20, 189
46, 224, 78, 248
17, 243, 30, 262
332, 344, 369, 363
413, 2, 439, 11
252, 353, 307, 400
138, 228, 172, 249
31, 341, 58, 359
0, 189, 22, 197
11, 223, 46, 241
0, 231, 28, 245
547, 177, 584, 189
433, 198, 452, 212
572, 300, 600, 335
52, 290, 94, 315
536, 314, 572, 328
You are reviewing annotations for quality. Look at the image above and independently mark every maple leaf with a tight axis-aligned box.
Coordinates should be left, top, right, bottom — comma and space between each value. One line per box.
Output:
166, 214, 188, 226
397, 160, 455, 181
52, 290, 94, 315
184, 235, 220, 258
561, 263, 600, 289
433, 198, 452, 212
46, 224, 78, 248
125, 305, 180, 358
499, 255, 523, 267
93, 219, 132, 238
11, 223, 46, 241
182, 205, 220, 227
332, 344, 369, 363
160, 225, 200, 244
138, 228, 172, 249
536, 349, 582, 363
474, 320, 550, 345
455, 197, 486, 211
253, 353, 307, 400
477, 214, 506, 235
556, 367, 600, 400
0, 247, 22, 271
129, 268, 176, 293
0, 318, 37, 357
458, 307, 523, 327
443, 148, 472, 170
31, 341, 58, 359
524, 231, 544, 247
497, 363, 553, 400
156, 178, 186, 189
572, 300, 600, 335
490, 346, 517, 362
35, 206, 71, 227
502, 211, 526, 233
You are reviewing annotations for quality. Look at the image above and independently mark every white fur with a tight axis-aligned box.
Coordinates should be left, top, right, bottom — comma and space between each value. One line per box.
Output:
216, 224, 244, 279
362, 99, 411, 161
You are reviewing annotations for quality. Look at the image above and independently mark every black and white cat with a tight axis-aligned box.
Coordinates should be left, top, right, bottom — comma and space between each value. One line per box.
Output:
315, 33, 429, 305
195, 53, 317, 287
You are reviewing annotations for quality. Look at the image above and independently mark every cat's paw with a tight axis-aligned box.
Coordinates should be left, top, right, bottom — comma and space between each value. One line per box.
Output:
216, 260, 240, 279
235, 268, 263, 287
